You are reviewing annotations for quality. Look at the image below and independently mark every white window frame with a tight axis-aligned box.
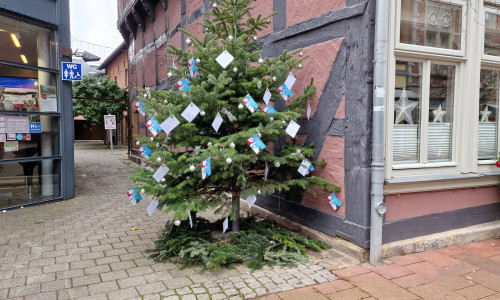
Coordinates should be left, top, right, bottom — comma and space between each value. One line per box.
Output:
386, 0, 500, 185
395, 0, 468, 57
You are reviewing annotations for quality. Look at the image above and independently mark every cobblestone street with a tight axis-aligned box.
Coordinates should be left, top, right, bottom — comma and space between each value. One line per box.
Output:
0, 142, 346, 300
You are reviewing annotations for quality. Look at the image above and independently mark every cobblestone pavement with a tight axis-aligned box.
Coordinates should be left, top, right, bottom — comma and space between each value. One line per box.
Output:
0, 141, 348, 300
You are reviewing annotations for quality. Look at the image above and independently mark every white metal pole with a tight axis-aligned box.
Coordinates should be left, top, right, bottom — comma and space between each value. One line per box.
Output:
109, 129, 114, 155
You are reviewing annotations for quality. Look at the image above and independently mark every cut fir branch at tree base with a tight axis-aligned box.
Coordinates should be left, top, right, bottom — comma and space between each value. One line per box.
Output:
129, 0, 341, 233
146, 215, 330, 272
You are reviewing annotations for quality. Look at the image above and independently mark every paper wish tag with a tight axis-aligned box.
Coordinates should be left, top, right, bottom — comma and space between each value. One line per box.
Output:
297, 159, 314, 176
188, 57, 198, 78
246, 134, 266, 154
285, 72, 296, 90
138, 144, 152, 159
127, 187, 142, 205
242, 94, 259, 113
212, 113, 223, 132
262, 104, 277, 114
264, 163, 268, 180
285, 120, 300, 138
307, 104, 311, 120
247, 194, 257, 208
153, 164, 170, 182
176, 78, 191, 92
216, 50, 234, 69
201, 158, 212, 179
146, 117, 162, 136
278, 84, 294, 101
328, 193, 342, 211
188, 211, 193, 228
263, 88, 272, 105
181, 102, 201, 123
160, 115, 180, 135
223, 216, 229, 233
134, 100, 146, 116
147, 198, 159, 216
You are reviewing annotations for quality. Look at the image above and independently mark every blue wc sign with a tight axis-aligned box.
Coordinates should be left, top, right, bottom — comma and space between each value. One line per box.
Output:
61, 62, 82, 81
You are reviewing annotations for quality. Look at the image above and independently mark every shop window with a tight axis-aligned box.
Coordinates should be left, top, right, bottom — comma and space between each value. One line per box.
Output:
0, 64, 58, 113
0, 159, 61, 208
479, 70, 499, 160
0, 14, 57, 69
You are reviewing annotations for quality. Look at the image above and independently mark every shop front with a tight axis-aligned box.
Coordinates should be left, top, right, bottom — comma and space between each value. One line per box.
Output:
0, 1, 74, 209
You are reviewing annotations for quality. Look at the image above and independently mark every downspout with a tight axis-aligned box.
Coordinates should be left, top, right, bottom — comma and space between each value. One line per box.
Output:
370, 0, 389, 265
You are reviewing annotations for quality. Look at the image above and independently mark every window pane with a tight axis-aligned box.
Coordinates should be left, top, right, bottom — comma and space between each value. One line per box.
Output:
0, 64, 58, 113
0, 159, 61, 209
0, 115, 60, 161
394, 60, 422, 164
478, 69, 498, 160
0, 14, 57, 69
428, 64, 455, 162
400, 0, 462, 50
484, 12, 500, 57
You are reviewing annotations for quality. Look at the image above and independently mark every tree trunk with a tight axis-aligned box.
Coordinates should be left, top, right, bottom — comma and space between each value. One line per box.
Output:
231, 194, 240, 233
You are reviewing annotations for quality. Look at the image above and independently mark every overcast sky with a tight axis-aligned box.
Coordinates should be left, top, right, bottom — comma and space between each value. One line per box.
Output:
69, 0, 124, 63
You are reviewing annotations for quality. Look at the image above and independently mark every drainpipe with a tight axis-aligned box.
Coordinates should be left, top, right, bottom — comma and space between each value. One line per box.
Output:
370, 0, 389, 265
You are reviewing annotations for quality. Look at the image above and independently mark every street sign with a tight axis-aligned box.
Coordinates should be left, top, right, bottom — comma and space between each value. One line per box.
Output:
61, 62, 82, 81
104, 115, 116, 130
29, 122, 42, 133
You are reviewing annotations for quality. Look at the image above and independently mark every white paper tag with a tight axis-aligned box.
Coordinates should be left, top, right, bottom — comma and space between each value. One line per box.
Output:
375, 86, 385, 98
374, 106, 385, 112
160, 115, 180, 135
181, 102, 201, 123
307, 104, 311, 120
0, 134, 5, 143
247, 194, 257, 208
216, 50, 234, 69
285, 120, 301, 138
147, 198, 159, 217
264, 163, 268, 180
188, 211, 193, 228
212, 113, 223, 132
263, 88, 271, 105
223, 216, 229, 233
297, 160, 311, 176
153, 164, 170, 182
285, 72, 296, 90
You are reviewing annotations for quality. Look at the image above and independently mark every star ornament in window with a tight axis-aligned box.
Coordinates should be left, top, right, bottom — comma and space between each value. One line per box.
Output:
394, 89, 419, 124
432, 104, 446, 123
480, 105, 492, 122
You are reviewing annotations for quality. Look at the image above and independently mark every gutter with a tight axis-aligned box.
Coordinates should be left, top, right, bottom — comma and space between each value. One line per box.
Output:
370, 0, 389, 265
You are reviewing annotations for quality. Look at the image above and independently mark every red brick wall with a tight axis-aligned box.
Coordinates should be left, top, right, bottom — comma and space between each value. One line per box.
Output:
286, 0, 346, 27
155, 1, 166, 34
105, 50, 129, 90
157, 44, 168, 81
186, 0, 203, 16
186, 16, 204, 41
144, 52, 156, 87
144, 16, 155, 45
248, 0, 273, 37
167, 0, 181, 30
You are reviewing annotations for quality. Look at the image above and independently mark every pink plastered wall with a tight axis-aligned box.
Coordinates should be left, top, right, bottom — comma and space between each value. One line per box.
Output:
385, 186, 500, 222
155, 2, 166, 34
287, 0, 346, 27
136, 60, 143, 88
157, 44, 168, 81
145, 17, 155, 45
291, 39, 343, 119
144, 53, 156, 87
301, 136, 346, 217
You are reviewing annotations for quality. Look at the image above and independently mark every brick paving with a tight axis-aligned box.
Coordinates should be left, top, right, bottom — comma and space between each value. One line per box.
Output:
2, 141, 499, 300
0, 142, 351, 300
259, 238, 500, 300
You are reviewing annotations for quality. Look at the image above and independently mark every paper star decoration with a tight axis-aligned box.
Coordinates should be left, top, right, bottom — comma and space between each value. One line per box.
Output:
394, 89, 419, 124
432, 104, 446, 123
480, 105, 492, 122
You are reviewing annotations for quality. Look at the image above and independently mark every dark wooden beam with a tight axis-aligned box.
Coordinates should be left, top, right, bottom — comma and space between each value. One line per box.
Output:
140, 0, 155, 21
125, 16, 137, 38
160, 0, 167, 10
132, 6, 145, 32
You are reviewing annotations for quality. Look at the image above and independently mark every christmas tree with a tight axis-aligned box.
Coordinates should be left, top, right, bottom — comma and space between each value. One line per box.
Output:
129, 0, 340, 232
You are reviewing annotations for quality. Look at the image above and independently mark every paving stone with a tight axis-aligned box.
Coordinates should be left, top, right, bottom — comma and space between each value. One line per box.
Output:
225, 288, 239, 296
244, 292, 256, 299
277, 283, 294, 291
75, 292, 108, 300
254, 287, 267, 296
104, 248, 128, 257
96, 255, 120, 265
144, 270, 173, 283
461, 270, 500, 293
120, 252, 144, 261
8, 283, 41, 298
409, 282, 468, 300
182, 294, 197, 300
110, 260, 136, 271
176, 287, 192, 295
84, 264, 111, 275
41, 279, 72, 292
72, 274, 101, 287
117, 275, 148, 288
70, 259, 96, 269
43, 263, 70, 274
127, 265, 154, 277
136, 281, 167, 295
163, 296, 180, 300
41, 249, 67, 259
212, 293, 228, 300
134, 257, 157, 267
196, 294, 210, 300
349, 272, 417, 300
415, 251, 463, 267
25, 291, 57, 300
234, 281, 247, 289
57, 286, 90, 299
390, 273, 431, 289
209, 286, 223, 294
327, 287, 371, 300
81, 251, 106, 260
27, 272, 56, 284
100, 269, 129, 282
455, 284, 497, 300
0, 277, 25, 289
56, 254, 81, 264
29, 258, 55, 268
164, 276, 193, 289
56, 269, 84, 280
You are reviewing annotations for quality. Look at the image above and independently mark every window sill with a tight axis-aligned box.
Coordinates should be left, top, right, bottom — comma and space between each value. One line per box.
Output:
393, 162, 457, 170
384, 171, 500, 195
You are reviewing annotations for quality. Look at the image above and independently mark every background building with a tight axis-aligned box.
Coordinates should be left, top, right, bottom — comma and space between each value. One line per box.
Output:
0, 0, 74, 209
